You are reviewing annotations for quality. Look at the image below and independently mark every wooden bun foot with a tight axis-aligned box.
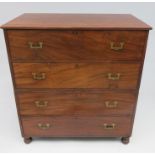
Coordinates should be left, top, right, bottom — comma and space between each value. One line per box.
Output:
121, 137, 130, 144
24, 137, 32, 144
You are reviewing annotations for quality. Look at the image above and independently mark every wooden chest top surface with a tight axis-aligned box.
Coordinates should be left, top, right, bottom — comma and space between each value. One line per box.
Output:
1, 13, 152, 30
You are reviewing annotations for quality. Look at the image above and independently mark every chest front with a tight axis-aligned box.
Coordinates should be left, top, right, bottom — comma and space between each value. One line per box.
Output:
1, 14, 151, 144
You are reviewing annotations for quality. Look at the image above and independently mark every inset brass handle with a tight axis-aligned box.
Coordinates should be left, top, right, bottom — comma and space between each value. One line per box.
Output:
110, 42, 124, 51
28, 42, 43, 49
107, 73, 121, 80
35, 101, 48, 108
32, 72, 46, 80
37, 123, 51, 130
105, 101, 118, 108
104, 123, 116, 130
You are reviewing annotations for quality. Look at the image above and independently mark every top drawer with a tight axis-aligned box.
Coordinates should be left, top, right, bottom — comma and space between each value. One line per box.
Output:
7, 30, 147, 62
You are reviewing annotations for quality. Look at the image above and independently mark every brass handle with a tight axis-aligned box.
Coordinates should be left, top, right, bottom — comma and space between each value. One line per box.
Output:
35, 101, 48, 108
107, 73, 120, 80
32, 72, 46, 80
104, 123, 116, 130
37, 123, 51, 130
28, 42, 43, 49
105, 101, 118, 108
110, 42, 124, 51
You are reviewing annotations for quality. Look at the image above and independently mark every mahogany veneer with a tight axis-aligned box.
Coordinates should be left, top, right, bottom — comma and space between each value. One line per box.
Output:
1, 14, 152, 144
17, 90, 136, 116
13, 63, 140, 89
7, 30, 147, 61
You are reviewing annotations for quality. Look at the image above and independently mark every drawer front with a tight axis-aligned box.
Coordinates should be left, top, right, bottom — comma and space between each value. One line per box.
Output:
22, 116, 131, 137
13, 63, 140, 89
7, 30, 147, 61
17, 91, 136, 116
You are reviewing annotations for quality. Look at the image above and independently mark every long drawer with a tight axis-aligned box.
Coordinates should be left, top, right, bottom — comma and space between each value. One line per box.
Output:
21, 116, 132, 137
13, 62, 141, 89
7, 30, 147, 62
17, 90, 136, 116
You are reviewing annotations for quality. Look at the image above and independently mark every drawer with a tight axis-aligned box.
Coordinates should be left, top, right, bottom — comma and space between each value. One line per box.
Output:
17, 90, 136, 116
7, 30, 147, 62
21, 116, 132, 137
13, 63, 140, 89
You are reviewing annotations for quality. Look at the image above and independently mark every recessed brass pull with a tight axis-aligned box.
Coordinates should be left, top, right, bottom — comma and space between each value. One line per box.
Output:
105, 101, 118, 108
107, 73, 121, 80
35, 101, 48, 108
37, 123, 51, 130
32, 72, 46, 80
28, 42, 43, 49
110, 42, 124, 51
104, 123, 116, 130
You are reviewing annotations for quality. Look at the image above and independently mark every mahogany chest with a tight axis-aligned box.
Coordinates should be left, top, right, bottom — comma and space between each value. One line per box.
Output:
1, 14, 152, 144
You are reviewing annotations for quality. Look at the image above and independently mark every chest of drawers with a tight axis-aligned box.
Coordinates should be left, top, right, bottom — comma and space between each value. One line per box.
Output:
1, 14, 151, 144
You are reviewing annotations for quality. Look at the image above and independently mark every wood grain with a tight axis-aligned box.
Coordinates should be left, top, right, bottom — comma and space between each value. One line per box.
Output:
21, 116, 132, 137
1, 14, 152, 30
7, 30, 147, 62
13, 62, 141, 89
1, 14, 151, 143
17, 90, 136, 116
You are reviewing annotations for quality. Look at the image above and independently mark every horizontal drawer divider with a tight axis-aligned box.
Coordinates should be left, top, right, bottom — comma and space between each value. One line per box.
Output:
11, 59, 143, 63
20, 114, 132, 117
15, 88, 139, 93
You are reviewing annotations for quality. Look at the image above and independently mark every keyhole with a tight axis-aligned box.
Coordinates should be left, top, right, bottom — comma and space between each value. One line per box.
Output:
72, 31, 79, 35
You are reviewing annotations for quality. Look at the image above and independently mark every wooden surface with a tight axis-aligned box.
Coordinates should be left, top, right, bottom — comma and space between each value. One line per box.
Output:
7, 30, 147, 62
17, 90, 136, 116
1, 13, 152, 30
13, 63, 141, 89
21, 116, 131, 137
2, 14, 152, 143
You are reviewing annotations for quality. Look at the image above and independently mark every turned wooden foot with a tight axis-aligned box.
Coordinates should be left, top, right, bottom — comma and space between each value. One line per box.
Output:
24, 137, 32, 144
121, 137, 130, 144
